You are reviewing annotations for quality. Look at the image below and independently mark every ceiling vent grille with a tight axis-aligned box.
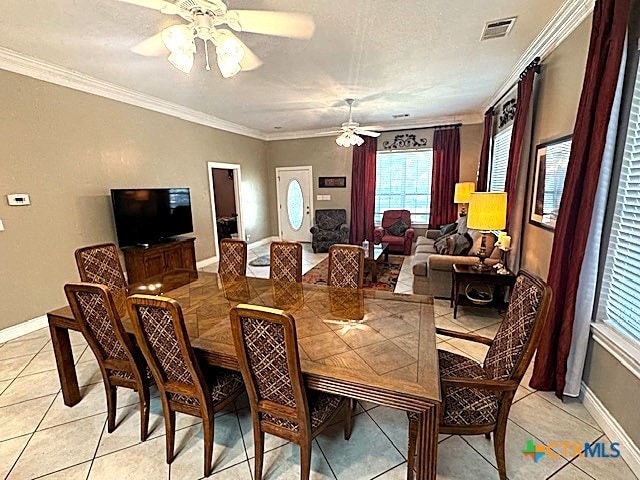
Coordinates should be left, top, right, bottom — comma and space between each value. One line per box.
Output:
481, 17, 516, 40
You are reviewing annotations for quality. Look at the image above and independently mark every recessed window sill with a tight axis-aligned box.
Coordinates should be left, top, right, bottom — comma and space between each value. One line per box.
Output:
591, 322, 640, 381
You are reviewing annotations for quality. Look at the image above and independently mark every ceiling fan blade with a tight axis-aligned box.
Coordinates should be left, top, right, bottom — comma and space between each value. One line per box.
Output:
357, 125, 383, 131
217, 30, 263, 71
228, 10, 315, 39
356, 130, 381, 137
115, 0, 181, 15
131, 32, 167, 56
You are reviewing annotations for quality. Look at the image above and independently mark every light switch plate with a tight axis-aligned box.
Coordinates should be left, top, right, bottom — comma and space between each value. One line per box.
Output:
316, 195, 323, 200
7, 194, 30, 206
0, 220, 4, 231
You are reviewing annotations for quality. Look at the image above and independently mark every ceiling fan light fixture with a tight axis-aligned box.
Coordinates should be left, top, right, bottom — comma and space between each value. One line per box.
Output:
162, 24, 195, 53
168, 50, 194, 74
217, 56, 242, 78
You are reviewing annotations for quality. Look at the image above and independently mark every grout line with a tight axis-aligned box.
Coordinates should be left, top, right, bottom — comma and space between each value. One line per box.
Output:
29, 460, 92, 479
85, 417, 108, 480
459, 436, 500, 474
531, 390, 604, 432
314, 438, 338, 480
363, 408, 407, 461
369, 461, 407, 479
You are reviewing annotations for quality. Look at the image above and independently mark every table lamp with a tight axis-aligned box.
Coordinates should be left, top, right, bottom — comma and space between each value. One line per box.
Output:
467, 192, 507, 270
453, 182, 476, 216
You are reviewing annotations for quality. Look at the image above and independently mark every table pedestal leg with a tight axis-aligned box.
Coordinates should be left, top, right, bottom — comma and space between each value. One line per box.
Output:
371, 261, 379, 283
415, 404, 440, 480
48, 320, 81, 406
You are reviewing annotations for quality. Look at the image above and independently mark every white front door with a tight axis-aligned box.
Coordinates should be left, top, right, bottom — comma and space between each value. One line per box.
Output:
276, 167, 313, 242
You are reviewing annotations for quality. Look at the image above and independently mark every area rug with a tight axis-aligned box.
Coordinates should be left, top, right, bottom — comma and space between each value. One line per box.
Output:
301, 256, 404, 292
249, 254, 270, 267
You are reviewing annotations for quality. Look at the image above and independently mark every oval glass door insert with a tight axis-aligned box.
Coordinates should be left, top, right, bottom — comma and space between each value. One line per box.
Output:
287, 179, 304, 231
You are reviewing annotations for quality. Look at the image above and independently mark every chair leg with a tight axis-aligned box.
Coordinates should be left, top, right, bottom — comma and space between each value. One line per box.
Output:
407, 416, 418, 480
139, 385, 150, 441
203, 414, 215, 477
106, 383, 117, 433
253, 428, 264, 480
344, 401, 353, 440
494, 422, 507, 480
164, 408, 176, 464
300, 442, 312, 480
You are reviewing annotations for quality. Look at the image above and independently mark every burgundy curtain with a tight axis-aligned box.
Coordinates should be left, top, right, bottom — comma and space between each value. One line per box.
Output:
476, 107, 494, 192
349, 136, 377, 244
428, 127, 460, 229
531, 0, 630, 396
504, 60, 539, 230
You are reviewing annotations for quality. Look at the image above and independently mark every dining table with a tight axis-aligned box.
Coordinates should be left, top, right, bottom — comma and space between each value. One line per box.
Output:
47, 269, 441, 480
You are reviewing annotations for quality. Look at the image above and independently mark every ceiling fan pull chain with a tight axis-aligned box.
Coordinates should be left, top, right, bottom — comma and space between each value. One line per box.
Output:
204, 39, 211, 71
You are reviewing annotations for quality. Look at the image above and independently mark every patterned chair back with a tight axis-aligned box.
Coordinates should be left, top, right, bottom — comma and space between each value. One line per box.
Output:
75, 243, 128, 315
270, 241, 303, 282
230, 304, 311, 434
65, 282, 139, 379
315, 209, 347, 231
327, 244, 365, 289
483, 270, 552, 382
219, 239, 247, 276
127, 295, 209, 407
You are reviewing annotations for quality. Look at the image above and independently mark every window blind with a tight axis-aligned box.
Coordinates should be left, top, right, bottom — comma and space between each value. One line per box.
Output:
543, 139, 572, 220
599, 63, 640, 342
489, 125, 513, 192
374, 149, 433, 224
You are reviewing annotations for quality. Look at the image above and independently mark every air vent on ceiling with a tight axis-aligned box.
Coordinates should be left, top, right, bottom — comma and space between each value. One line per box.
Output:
392, 113, 410, 119
481, 17, 516, 40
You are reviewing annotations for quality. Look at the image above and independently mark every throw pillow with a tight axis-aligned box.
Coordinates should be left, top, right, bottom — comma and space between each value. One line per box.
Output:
445, 235, 457, 255
439, 222, 457, 236
434, 235, 449, 254
467, 230, 497, 257
453, 233, 473, 255
456, 215, 468, 234
387, 219, 409, 236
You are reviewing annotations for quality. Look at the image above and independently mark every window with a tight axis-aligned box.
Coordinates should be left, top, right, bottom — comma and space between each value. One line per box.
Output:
598, 62, 640, 342
489, 125, 513, 192
374, 149, 433, 224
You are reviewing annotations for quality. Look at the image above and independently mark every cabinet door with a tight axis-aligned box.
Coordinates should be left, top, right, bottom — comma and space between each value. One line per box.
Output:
144, 253, 165, 277
164, 247, 184, 270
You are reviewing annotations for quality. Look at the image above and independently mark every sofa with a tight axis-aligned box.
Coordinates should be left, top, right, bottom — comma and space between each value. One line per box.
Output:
310, 209, 349, 253
411, 219, 500, 297
374, 209, 415, 255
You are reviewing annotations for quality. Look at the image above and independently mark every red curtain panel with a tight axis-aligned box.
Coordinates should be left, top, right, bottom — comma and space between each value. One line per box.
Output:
530, 0, 630, 396
476, 107, 494, 192
428, 127, 460, 229
349, 136, 377, 244
504, 61, 539, 230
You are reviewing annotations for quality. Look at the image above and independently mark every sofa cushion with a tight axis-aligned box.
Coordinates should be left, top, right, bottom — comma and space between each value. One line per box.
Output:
412, 252, 431, 276
416, 236, 435, 247
386, 219, 409, 236
415, 243, 435, 255
440, 222, 458, 236
434, 235, 449, 254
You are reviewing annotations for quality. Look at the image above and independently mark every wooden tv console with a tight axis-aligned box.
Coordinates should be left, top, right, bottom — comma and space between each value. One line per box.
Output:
122, 237, 197, 283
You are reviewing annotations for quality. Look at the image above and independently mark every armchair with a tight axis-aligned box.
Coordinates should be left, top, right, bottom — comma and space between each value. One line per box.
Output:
310, 209, 349, 253
374, 210, 415, 255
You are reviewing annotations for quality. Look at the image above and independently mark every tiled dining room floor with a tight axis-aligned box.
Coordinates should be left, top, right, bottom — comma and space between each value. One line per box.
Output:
1, 243, 637, 479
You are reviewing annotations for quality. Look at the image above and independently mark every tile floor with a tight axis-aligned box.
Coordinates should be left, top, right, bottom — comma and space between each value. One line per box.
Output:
1, 243, 637, 479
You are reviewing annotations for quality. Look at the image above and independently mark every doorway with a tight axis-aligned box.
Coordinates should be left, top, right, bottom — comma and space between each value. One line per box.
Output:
208, 162, 244, 257
276, 166, 313, 242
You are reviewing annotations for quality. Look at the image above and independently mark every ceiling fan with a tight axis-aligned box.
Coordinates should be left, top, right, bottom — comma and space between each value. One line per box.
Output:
320, 99, 381, 147
116, 0, 315, 78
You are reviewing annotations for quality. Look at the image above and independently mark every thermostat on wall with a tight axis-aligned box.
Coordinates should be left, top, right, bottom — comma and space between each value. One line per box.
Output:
7, 194, 30, 206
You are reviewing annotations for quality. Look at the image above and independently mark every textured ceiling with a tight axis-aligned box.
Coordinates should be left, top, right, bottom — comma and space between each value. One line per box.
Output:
0, 0, 565, 134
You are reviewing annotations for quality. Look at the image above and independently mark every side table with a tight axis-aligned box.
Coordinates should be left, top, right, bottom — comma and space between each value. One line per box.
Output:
451, 264, 516, 319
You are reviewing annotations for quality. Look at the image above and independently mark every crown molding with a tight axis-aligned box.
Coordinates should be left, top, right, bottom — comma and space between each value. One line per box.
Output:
482, 0, 595, 112
264, 113, 484, 141
0, 47, 268, 141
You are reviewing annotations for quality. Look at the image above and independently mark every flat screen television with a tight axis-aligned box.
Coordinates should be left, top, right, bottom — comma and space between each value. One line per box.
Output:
111, 188, 194, 247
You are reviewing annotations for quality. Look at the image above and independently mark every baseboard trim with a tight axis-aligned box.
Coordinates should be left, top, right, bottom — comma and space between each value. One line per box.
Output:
581, 382, 640, 475
0, 315, 49, 343
195, 236, 279, 270
196, 257, 217, 269
248, 236, 279, 249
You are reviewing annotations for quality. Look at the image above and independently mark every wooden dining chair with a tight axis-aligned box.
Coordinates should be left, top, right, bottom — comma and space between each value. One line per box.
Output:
218, 238, 248, 276
270, 241, 303, 282
327, 244, 365, 289
75, 243, 128, 315
126, 295, 245, 477
406, 270, 552, 480
64, 282, 153, 441
230, 304, 353, 480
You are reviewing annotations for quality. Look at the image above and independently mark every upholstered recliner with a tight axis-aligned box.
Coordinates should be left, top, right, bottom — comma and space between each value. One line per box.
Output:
310, 209, 349, 253
374, 210, 415, 255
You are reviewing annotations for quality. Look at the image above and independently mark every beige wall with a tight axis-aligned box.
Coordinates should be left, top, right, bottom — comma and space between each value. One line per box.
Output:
265, 124, 483, 236
520, 18, 591, 278
0, 69, 270, 330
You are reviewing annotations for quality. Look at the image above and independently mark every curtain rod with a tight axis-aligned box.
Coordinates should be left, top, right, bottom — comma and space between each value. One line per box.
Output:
489, 56, 541, 111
